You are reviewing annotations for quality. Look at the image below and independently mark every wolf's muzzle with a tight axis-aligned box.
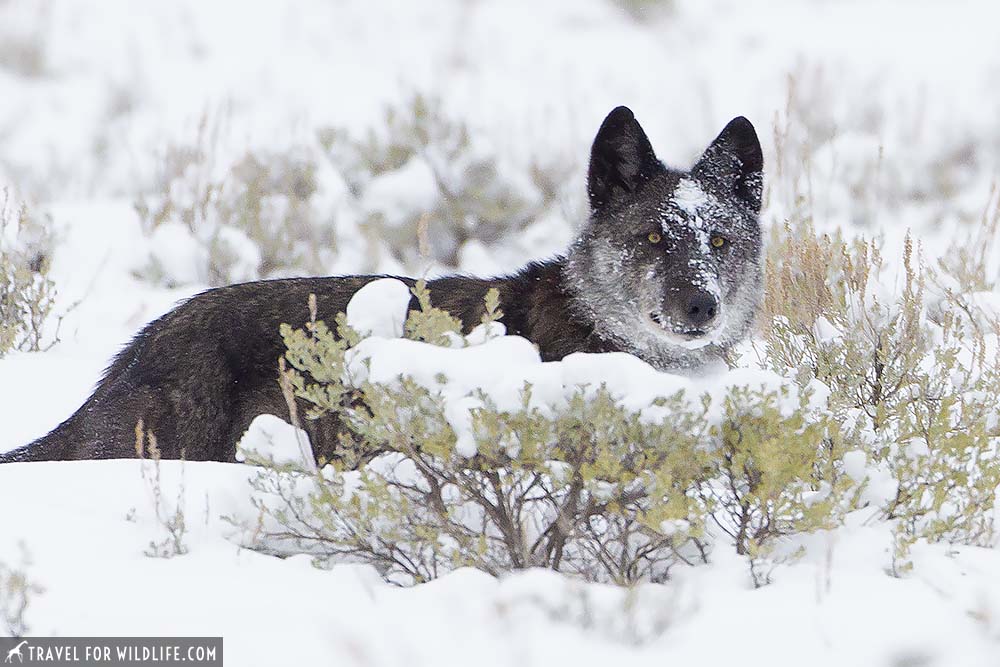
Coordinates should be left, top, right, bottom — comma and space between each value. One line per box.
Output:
683, 289, 719, 328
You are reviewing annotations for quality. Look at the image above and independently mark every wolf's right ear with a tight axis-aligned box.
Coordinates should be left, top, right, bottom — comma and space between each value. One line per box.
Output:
587, 106, 662, 212
693, 116, 764, 212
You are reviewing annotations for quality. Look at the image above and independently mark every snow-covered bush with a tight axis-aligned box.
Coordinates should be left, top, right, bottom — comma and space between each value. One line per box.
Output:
0, 190, 56, 356
238, 208, 1000, 586
134, 422, 189, 559
134, 115, 332, 286
767, 65, 989, 231
0, 548, 43, 638
0, 0, 50, 78
609, 0, 674, 23
704, 385, 855, 586
762, 212, 1000, 572
135, 96, 574, 287
243, 280, 854, 586
318, 94, 571, 269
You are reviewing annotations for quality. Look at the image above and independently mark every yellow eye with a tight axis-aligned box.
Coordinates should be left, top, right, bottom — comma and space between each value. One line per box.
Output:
648, 231, 662, 244
710, 235, 727, 249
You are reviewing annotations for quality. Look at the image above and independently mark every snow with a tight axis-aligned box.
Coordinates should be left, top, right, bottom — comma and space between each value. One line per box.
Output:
344, 277, 412, 339
361, 158, 440, 229
236, 414, 313, 469
1, 460, 999, 665
671, 178, 711, 217
146, 222, 208, 286
345, 331, 804, 437
211, 225, 263, 284
2, 0, 1000, 663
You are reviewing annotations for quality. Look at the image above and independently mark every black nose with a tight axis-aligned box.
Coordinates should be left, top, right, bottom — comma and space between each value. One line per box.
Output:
683, 290, 719, 328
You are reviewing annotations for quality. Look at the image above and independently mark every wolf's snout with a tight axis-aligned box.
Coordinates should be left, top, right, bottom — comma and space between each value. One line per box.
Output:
681, 290, 719, 329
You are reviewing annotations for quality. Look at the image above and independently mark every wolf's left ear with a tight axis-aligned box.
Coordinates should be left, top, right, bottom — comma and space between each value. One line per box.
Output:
588, 106, 663, 212
693, 116, 763, 212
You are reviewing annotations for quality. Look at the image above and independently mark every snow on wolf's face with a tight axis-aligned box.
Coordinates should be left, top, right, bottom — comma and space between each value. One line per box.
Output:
567, 107, 763, 370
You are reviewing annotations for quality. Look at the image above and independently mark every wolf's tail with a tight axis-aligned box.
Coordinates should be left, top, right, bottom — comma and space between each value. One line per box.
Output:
0, 419, 77, 463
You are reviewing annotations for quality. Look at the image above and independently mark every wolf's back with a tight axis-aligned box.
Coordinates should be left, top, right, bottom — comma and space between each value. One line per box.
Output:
0, 418, 79, 463
0, 275, 406, 464
0, 269, 592, 464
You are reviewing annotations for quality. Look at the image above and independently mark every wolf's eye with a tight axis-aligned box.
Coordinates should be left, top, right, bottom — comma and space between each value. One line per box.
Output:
710, 235, 728, 249
648, 231, 662, 244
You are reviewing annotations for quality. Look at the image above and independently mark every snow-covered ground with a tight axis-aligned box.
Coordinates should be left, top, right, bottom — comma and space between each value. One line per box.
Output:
3, 0, 1000, 664
4, 459, 1000, 665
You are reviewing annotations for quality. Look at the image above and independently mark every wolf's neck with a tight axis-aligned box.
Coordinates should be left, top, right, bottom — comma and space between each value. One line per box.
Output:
485, 257, 600, 360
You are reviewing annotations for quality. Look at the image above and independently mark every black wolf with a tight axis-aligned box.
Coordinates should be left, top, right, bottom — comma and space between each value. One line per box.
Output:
1, 106, 763, 464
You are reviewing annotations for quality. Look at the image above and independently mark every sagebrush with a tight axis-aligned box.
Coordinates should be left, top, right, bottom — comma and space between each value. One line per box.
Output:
239, 198, 1000, 585
0, 190, 56, 356
135, 96, 575, 287
761, 195, 1000, 572
0, 548, 43, 638
245, 280, 856, 587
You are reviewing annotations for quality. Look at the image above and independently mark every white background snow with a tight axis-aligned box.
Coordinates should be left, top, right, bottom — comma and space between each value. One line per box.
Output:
2, 0, 1000, 664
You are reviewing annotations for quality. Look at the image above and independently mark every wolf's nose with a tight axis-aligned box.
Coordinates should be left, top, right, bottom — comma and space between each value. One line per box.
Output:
684, 291, 719, 328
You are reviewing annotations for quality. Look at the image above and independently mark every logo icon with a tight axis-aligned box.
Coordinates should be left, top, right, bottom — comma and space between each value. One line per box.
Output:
4, 640, 28, 664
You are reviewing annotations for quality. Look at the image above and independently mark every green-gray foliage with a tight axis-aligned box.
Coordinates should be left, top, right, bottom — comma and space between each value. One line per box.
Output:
0, 1, 48, 78
134, 111, 331, 287
0, 191, 56, 356
610, 0, 675, 23
703, 385, 854, 586
243, 196, 1000, 586
763, 215, 1000, 573
318, 94, 571, 268
136, 97, 574, 287
246, 283, 851, 586
403, 279, 463, 346
135, 424, 189, 559
0, 547, 43, 638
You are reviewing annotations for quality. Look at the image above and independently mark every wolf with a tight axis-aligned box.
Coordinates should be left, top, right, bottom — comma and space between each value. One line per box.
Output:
0, 106, 763, 464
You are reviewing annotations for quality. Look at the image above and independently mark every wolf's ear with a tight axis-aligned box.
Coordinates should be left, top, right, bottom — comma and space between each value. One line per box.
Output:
693, 116, 763, 212
587, 106, 662, 212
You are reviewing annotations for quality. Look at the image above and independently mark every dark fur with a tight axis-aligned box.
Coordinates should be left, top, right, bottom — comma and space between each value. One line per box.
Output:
1, 106, 763, 464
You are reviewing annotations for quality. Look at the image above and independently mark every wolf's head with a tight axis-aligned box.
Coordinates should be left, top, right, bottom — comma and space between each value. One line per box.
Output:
565, 106, 763, 370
